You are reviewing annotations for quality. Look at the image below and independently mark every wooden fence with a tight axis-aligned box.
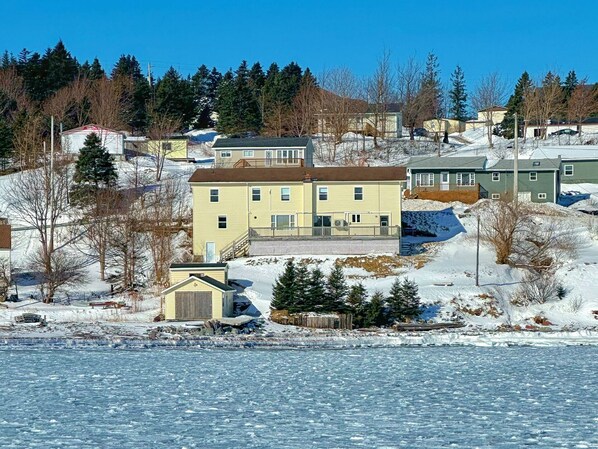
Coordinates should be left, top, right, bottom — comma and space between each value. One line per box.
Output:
271, 310, 353, 330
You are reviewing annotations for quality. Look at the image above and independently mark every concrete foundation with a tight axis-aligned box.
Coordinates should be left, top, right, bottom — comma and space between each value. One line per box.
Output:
248, 239, 400, 256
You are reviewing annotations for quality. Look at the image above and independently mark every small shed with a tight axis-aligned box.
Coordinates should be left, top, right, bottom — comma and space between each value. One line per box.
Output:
169, 263, 228, 285
60, 124, 125, 158
163, 275, 235, 321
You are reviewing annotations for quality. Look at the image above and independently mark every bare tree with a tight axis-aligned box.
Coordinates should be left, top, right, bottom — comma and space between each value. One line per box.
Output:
471, 73, 506, 148
289, 76, 319, 137
567, 81, 598, 141
3, 158, 81, 302
12, 113, 46, 169
88, 77, 126, 130
146, 106, 182, 181
397, 58, 431, 140
535, 72, 563, 140
366, 51, 395, 148
29, 247, 88, 301
480, 200, 527, 265
0, 66, 28, 120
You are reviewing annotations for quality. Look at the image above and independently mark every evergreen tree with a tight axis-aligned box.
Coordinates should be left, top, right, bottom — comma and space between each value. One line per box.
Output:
191, 64, 211, 129
501, 71, 532, 139
233, 60, 261, 133
73, 133, 118, 189
0, 117, 13, 170
422, 52, 442, 118
292, 263, 310, 312
155, 67, 195, 127
347, 283, 368, 328
306, 267, 326, 311
364, 291, 387, 327
387, 278, 421, 322
111, 55, 150, 132
563, 70, 578, 102
249, 62, 266, 95
325, 263, 348, 312
215, 70, 236, 134
271, 259, 297, 311
88, 57, 105, 80
448, 65, 468, 121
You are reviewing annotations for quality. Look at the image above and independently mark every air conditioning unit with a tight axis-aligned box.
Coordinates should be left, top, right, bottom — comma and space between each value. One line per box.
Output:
334, 219, 348, 228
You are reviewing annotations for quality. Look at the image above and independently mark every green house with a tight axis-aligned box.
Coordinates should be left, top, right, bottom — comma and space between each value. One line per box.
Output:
480, 158, 561, 203
531, 147, 598, 184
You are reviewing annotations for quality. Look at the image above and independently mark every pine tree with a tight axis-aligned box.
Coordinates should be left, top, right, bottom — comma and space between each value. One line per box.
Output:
501, 71, 531, 139
347, 283, 368, 328
325, 263, 348, 312
73, 132, 118, 189
292, 263, 310, 312
111, 55, 150, 132
191, 64, 211, 129
364, 291, 387, 327
233, 60, 261, 133
306, 267, 326, 311
155, 67, 195, 127
0, 117, 13, 169
88, 57, 105, 80
422, 52, 442, 118
387, 278, 421, 322
215, 71, 236, 134
563, 70, 578, 102
271, 259, 297, 311
448, 65, 468, 121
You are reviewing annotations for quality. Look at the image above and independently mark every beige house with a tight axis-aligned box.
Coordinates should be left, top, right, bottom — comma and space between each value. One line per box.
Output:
317, 110, 403, 139
213, 137, 314, 168
124, 136, 189, 160
163, 263, 234, 320
188, 166, 406, 262
423, 118, 466, 134
476, 106, 507, 124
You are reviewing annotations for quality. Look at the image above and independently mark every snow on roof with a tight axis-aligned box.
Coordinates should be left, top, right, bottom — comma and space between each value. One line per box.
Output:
488, 158, 561, 171
61, 124, 123, 135
530, 146, 598, 161
407, 156, 487, 170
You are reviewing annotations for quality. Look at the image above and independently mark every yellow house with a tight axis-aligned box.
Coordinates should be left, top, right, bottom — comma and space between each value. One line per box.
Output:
147, 137, 189, 160
213, 137, 314, 168
188, 166, 406, 261
163, 263, 234, 320
423, 118, 466, 134
476, 106, 507, 125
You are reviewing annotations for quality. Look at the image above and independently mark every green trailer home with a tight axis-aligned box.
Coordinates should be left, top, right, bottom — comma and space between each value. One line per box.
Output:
406, 156, 487, 203
530, 147, 598, 184
480, 158, 561, 203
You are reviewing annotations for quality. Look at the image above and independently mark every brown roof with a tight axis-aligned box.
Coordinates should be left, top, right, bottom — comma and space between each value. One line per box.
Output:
0, 224, 11, 250
189, 166, 407, 183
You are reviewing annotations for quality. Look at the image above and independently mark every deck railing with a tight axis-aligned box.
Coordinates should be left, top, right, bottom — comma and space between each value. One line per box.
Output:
214, 158, 305, 168
249, 225, 400, 240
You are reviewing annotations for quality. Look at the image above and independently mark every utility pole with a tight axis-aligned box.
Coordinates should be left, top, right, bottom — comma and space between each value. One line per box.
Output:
513, 112, 519, 205
475, 214, 480, 287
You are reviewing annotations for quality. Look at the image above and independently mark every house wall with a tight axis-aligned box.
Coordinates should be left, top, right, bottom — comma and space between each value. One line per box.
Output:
169, 267, 228, 285
524, 123, 598, 139
164, 281, 229, 320
477, 170, 559, 203
476, 110, 507, 124
317, 113, 402, 138
214, 147, 312, 168
559, 160, 598, 184
61, 129, 124, 156
146, 139, 188, 160
191, 180, 403, 260
423, 119, 465, 134
407, 169, 480, 190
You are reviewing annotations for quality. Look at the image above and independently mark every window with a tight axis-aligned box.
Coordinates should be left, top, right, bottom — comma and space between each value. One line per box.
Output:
564, 164, 574, 176
218, 216, 227, 229
220, 151, 231, 158
354, 186, 363, 200
271, 214, 295, 229
538, 193, 547, 200
491, 193, 500, 200
251, 187, 261, 201
532, 161, 540, 167
350, 214, 361, 223
243, 150, 254, 157
492, 172, 500, 182
162, 142, 172, 152
210, 188, 219, 202
276, 149, 301, 164
281, 187, 290, 201
415, 173, 434, 187
529, 172, 538, 181
456, 172, 475, 186
318, 186, 328, 200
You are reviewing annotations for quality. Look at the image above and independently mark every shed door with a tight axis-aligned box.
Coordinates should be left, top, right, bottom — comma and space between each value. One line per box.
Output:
175, 291, 212, 320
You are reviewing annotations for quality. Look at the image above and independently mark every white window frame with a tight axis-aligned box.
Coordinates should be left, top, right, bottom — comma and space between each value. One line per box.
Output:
220, 151, 232, 158
492, 172, 500, 182
529, 172, 538, 181
415, 173, 434, 187
251, 187, 261, 201
217, 215, 227, 229
210, 188, 219, 203
276, 149, 299, 164
350, 213, 361, 223
491, 193, 500, 200
243, 150, 254, 158
270, 214, 296, 229
318, 186, 328, 201
538, 193, 547, 199
280, 187, 290, 201
354, 186, 363, 201
564, 164, 574, 176
456, 172, 475, 186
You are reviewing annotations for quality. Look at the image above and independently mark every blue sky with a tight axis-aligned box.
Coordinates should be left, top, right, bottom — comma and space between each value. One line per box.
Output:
1, 0, 595, 90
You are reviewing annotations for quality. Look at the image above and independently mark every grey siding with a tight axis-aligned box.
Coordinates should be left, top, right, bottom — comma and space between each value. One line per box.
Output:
560, 160, 598, 184
478, 171, 559, 203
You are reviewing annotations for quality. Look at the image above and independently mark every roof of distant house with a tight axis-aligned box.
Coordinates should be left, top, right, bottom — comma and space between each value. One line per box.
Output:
488, 158, 561, 171
479, 106, 507, 112
170, 263, 228, 269
212, 137, 310, 149
61, 124, 123, 135
189, 166, 407, 183
530, 146, 598, 161
407, 156, 487, 170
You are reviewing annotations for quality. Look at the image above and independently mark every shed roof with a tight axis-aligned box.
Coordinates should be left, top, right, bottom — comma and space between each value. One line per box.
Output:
170, 263, 227, 270
488, 158, 561, 171
61, 124, 122, 136
189, 166, 407, 183
213, 137, 310, 149
407, 156, 487, 170
162, 275, 235, 295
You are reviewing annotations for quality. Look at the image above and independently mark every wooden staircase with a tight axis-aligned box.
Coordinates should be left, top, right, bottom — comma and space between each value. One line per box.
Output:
220, 232, 250, 261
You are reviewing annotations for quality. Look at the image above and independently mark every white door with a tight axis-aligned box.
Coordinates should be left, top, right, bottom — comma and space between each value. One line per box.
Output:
205, 242, 216, 263
518, 192, 532, 202
265, 151, 272, 167
440, 172, 449, 191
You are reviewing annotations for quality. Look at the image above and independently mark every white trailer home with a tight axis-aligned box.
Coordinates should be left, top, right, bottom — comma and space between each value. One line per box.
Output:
60, 124, 125, 159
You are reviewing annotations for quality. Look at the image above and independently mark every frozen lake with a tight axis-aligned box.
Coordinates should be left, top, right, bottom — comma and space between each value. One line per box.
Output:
1, 347, 597, 448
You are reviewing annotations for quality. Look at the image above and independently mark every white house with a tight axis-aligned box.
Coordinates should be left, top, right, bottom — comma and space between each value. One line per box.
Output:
61, 124, 125, 158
